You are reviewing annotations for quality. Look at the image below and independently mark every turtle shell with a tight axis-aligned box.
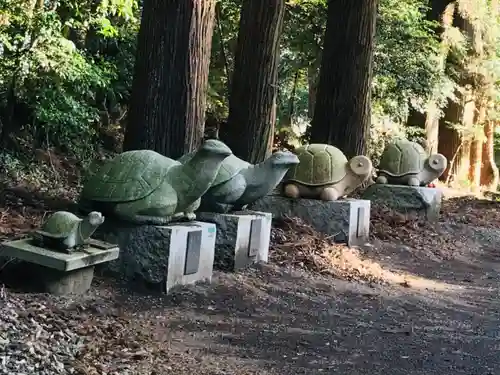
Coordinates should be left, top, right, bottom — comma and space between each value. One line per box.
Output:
40, 211, 81, 238
378, 140, 427, 177
178, 153, 249, 187
284, 144, 348, 186
82, 150, 177, 202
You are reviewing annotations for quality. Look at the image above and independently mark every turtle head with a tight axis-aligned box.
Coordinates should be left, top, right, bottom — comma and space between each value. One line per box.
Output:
348, 155, 373, 177
268, 150, 300, 168
198, 139, 232, 158
87, 211, 105, 226
427, 153, 447, 174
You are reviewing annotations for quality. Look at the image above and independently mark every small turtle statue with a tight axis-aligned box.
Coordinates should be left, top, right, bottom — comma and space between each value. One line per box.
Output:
178, 150, 300, 213
282, 144, 373, 201
33, 211, 105, 252
376, 139, 447, 186
79, 139, 232, 225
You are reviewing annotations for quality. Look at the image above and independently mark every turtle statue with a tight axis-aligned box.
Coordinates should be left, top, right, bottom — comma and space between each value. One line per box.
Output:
178, 150, 300, 213
78, 139, 232, 225
282, 144, 373, 201
33, 211, 105, 252
376, 140, 447, 186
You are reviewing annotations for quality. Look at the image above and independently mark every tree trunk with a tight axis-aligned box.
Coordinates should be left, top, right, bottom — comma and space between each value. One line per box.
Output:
439, 87, 475, 186
123, 0, 216, 159
481, 116, 499, 190
438, 98, 461, 182
309, 0, 378, 158
221, 0, 285, 163
307, 55, 321, 120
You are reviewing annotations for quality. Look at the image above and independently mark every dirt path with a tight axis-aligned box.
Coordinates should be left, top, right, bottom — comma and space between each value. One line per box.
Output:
2, 187, 500, 374
67, 217, 500, 375
79, 257, 498, 374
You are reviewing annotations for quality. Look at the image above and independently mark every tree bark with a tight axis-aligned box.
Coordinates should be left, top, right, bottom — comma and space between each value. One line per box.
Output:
123, 0, 216, 159
469, 101, 484, 189
439, 87, 475, 186
220, 0, 284, 163
481, 114, 499, 189
307, 54, 321, 120
309, 0, 378, 158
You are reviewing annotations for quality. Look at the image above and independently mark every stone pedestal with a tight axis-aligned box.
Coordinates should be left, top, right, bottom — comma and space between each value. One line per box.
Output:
94, 220, 216, 293
0, 238, 119, 295
250, 195, 370, 246
361, 184, 442, 222
196, 211, 272, 271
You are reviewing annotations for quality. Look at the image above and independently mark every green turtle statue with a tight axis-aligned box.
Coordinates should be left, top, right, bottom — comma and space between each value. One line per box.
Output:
376, 139, 447, 186
178, 150, 300, 213
78, 139, 232, 224
33, 211, 105, 252
281, 144, 373, 201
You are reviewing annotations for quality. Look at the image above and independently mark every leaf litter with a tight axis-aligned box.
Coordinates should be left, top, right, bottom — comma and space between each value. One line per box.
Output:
1, 179, 500, 373
270, 216, 407, 286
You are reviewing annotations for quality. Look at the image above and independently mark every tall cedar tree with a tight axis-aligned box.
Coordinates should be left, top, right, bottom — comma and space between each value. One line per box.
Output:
309, 0, 378, 158
221, 0, 284, 163
123, 0, 216, 159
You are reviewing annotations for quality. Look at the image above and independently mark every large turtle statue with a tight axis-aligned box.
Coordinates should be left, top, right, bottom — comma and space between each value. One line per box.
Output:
32, 211, 105, 252
376, 139, 447, 186
281, 144, 373, 201
78, 139, 232, 224
178, 150, 300, 213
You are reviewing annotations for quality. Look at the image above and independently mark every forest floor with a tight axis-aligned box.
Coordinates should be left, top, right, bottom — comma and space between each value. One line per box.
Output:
1, 153, 500, 374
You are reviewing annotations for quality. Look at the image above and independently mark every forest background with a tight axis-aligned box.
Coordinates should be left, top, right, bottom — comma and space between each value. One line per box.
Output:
0, 0, 498, 192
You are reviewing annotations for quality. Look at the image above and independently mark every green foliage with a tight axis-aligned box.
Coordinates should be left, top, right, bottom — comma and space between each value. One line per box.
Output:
373, 0, 442, 119
0, 0, 138, 158
0, 0, 496, 167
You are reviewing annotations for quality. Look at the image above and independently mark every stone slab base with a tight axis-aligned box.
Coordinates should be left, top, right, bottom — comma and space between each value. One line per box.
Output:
196, 211, 272, 271
361, 184, 442, 222
94, 220, 216, 293
250, 196, 370, 246
0, 238, 119, 271
0, 238, 118, 295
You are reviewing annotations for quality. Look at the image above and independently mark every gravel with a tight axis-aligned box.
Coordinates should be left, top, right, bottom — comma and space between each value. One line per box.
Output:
0, 287, 82, 375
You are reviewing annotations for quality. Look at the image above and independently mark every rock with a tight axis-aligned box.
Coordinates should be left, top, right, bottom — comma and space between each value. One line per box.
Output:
249, 195, 370, 246
362, 184, 442, 222
196, 211, 271, 271
93, 219, 216, 293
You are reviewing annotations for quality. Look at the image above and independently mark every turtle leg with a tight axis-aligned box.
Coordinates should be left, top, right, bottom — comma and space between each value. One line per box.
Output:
319, 187, 340, 201
376, 175, 388, 184
283, 183, 301, 198
407, 176, 420, 187
183, 199, 200, 220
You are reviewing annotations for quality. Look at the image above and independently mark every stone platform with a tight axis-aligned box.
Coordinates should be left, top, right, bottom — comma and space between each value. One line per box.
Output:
196, 211, 272, 271
0, 238, 118, 295
94, 220, 216, 293
250, 195, 370, 246
361, 184, 442, 222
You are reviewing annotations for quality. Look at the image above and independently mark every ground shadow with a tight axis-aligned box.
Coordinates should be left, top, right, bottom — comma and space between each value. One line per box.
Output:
99, 261, 500, 375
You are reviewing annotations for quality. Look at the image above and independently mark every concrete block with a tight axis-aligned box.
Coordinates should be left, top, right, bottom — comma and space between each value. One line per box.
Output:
361, 184, 442, 222
94, 220, 216, 293
43, 266, 95, 295
196, 211, 272, 271
250, 195, 370, 246
0, 238, 118, 295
